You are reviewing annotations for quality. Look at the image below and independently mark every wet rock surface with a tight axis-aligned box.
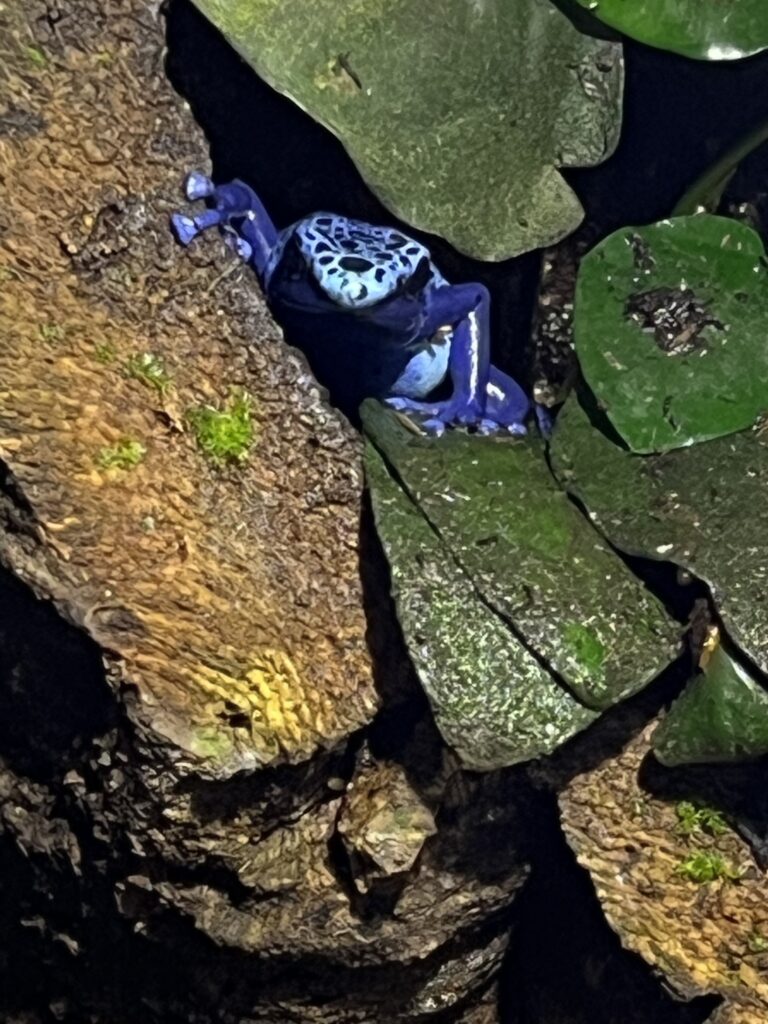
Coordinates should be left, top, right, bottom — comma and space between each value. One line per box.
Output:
0, 1, 376, 778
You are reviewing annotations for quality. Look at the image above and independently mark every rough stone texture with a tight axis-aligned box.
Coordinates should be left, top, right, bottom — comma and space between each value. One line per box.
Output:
337, 745, 438, 886
530, 235, 588, 409
559, 723, 768, 1024
0, 0, 376, 779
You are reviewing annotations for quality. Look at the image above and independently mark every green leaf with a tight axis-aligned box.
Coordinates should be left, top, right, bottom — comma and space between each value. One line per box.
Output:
363, 402, 678, 713
191, 0, 623, 259
573, 0, 768, 61
365, 444, 598, 770
550, 395, 768, 679
653, 644, 768, 766
574, 215, 768, 453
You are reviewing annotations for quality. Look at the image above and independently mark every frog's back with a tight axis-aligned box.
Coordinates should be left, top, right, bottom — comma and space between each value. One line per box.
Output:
266, 213, 441, 310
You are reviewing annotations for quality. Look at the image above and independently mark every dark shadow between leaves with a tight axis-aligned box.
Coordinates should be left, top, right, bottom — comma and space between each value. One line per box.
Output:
530, 653, 693, 792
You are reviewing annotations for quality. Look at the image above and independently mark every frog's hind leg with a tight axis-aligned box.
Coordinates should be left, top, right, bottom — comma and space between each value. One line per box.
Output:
480, 367, 530, 436
387, 282, 492, 431
171, 174, 278, 278
481, 370, 555, 437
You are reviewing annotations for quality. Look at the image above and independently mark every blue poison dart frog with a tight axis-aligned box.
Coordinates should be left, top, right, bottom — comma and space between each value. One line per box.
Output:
172, 172, 544, 436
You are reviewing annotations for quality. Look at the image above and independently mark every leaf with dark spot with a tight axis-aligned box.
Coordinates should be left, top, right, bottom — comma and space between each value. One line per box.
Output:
575, 215, 768, 453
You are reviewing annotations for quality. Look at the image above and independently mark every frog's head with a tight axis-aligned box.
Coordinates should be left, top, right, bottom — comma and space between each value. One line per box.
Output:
296, 214, 434, 311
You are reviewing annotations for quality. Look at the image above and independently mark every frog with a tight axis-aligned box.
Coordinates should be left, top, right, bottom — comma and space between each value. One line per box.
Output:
171, 172, 539, 435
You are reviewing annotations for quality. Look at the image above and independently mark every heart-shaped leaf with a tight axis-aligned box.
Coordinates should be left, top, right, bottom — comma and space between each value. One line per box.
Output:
574, 0, 768, 61
192, 0, 623, 259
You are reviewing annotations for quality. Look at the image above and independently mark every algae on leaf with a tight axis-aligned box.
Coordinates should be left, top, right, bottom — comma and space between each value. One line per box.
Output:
575, 215, 768, 453
191, 0, 623, 259
550, 395, 768, 679
366, 445, 598, 770
363, 402, 678, 714
653, 643, 768, 767
574, 0, 768, 61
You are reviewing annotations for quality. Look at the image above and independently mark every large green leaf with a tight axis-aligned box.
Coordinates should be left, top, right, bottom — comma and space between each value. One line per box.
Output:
192, 0, 623, 259
574, 0, 768, 61
366, 444, 598, 770
653, 643, 768, 766
363, 403, 678, 714
575, 215, 768, 453
550, 396, 768, 678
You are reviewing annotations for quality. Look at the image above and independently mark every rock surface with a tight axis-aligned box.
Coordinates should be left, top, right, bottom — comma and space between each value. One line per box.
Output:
0, 3, 376, 780
559, 723, 768, 1023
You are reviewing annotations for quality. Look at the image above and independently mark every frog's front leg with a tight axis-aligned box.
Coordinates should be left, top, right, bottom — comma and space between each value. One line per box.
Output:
388, 283, 492, 431
171, 173, 278, 279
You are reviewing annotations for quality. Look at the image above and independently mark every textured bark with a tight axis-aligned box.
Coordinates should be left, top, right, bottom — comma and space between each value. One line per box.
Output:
0, 23, 375, 778
0, 1, 528, 1020
559, 722, 768, 1024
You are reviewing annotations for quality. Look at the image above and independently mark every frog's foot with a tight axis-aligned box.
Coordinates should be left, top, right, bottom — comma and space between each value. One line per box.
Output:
480, 367, 531, 436
223, 229, 253, 262
476, 418, 527, 437
184, 171, 215, 201
170, 209, 223, 247
386, 395, 488, 436
170, 213, 200, 247
171, 173, 278, 278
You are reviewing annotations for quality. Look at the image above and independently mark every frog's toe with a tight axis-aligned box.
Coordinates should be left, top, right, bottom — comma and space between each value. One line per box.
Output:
476, 418, 527, 437
437, 398, 486, 427
223, 229, 253, 262
171, 213, 198, 247
184, 171, 215, 201
420, 417, 447, 437
477, 418, 502, 436
385, 396, 428, 413
386, 395, 487, 430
